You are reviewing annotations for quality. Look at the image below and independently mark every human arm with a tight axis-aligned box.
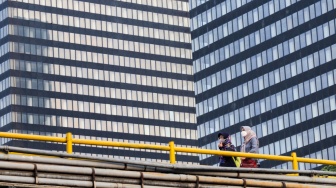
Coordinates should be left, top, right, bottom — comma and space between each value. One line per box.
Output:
218, 141, 224, 150
248, 137, 258, 153
226, 144, 235, 151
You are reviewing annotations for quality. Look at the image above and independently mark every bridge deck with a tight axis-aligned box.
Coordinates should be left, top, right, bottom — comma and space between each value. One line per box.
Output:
0, 146, 334, 188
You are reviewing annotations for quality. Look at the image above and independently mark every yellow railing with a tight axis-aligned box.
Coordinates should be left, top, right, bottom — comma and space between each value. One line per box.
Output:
1, 132, 335, 171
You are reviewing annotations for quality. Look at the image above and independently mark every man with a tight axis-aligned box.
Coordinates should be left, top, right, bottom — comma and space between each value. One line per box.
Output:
218, 132, 237, 167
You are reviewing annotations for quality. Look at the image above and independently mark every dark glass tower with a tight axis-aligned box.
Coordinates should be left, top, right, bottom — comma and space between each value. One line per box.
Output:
190, 0, 336, 169
0, 0, 198, 164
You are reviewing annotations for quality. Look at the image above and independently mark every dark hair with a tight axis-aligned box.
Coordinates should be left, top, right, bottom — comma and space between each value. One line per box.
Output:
218, 132, 229, 139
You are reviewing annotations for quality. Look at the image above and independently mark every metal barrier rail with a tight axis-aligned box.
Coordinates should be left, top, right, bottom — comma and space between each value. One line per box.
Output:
0, 132, 335, 171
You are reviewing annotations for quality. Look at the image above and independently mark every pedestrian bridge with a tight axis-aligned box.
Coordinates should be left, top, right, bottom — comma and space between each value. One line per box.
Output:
0, 132, 335, 187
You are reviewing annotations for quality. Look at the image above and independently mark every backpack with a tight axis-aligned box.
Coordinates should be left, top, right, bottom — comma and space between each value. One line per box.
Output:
232, 156, 241, 168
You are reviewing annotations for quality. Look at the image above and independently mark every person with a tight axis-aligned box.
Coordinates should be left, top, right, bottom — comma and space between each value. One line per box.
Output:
217, 132, 237, 167
240, 126, 259, 168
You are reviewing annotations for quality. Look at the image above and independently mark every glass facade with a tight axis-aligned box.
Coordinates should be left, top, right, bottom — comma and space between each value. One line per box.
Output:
191, 0, 336, 169
0, 0, 198, 164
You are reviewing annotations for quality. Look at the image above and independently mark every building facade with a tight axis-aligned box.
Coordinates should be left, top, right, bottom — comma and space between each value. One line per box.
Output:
0, 0, 198, 164
190, 0, 336, 169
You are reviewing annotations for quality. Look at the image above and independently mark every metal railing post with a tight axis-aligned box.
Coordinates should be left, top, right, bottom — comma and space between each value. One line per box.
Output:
66, 132, 73, 154
169, 141, 176, 164
291, 152, 299, 175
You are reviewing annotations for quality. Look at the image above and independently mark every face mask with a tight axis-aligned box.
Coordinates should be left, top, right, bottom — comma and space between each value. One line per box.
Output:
241, 131, 247, 137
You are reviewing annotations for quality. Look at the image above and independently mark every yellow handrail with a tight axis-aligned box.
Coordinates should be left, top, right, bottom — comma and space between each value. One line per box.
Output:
72, 138, 170, 151
174, 146, 294, 161
1, 132, 336, 170
0, 132, 66, 142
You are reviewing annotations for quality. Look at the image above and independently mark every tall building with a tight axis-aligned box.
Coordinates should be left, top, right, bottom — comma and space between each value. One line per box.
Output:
190, 0, 336, 169
0, 0, 198, 164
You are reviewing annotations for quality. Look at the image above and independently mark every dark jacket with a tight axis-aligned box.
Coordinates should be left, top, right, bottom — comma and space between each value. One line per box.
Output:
218, 142, 236, 167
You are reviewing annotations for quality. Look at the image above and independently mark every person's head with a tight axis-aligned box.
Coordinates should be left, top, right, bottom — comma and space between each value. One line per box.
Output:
218, 132, 229, 140
240, 126, 252, 137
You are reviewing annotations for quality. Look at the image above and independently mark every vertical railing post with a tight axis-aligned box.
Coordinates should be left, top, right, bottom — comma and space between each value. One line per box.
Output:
66, 132, 73, 154
169, 141, 176, 164
291, 152, 298, 175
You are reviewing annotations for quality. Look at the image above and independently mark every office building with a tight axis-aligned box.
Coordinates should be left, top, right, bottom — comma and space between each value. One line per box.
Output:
0, 0, 198, 163
190, 0, 336, 169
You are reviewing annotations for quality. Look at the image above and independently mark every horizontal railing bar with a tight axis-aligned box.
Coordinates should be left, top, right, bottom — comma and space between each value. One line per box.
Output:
297, 157, 336, 165
72, 139, 171, 151
0, 132, 66, 143
174, 147, 293, 161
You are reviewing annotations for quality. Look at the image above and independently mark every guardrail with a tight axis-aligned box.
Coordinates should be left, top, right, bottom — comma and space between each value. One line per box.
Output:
0, 132, 335, 171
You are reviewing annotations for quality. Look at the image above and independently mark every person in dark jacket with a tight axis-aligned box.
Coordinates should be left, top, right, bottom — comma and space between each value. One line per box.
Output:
240, 126, 259, 168
218, 132, 236, 167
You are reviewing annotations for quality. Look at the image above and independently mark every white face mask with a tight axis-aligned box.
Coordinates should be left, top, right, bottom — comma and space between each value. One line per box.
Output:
241, 131, 247, 137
